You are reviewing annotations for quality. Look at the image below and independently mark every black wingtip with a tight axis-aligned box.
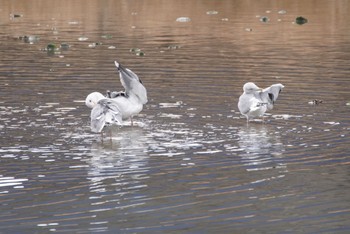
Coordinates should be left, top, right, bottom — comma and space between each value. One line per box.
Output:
114, 61, 122, 71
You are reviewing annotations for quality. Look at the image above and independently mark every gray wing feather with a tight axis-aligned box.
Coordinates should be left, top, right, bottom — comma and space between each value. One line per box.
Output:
114, 61, 148, 104
261, 84, 284, 110
238, 94, 252, 115
114, 61, 139, 91
90, 99, 122, 133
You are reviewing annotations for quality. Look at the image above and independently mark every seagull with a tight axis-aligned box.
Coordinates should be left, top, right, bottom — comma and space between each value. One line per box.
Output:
85, 61, 148, 133
85, 92, 122, 133
238, 82, 284, 123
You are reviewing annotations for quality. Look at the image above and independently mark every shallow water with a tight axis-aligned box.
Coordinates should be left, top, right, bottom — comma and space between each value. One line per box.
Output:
1, 0, 350, 233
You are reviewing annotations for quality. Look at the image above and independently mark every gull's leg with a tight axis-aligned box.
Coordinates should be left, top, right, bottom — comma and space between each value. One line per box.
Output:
101, 131, 104, 143
106, 90, 111, 98
130, 117, 134, 127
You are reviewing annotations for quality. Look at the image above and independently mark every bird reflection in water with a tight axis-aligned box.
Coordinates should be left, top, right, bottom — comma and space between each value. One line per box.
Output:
87, 128, 150, 197
237, 125, 286, 171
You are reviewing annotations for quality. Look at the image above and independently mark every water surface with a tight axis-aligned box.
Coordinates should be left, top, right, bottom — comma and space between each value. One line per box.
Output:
1, 0, 350, 233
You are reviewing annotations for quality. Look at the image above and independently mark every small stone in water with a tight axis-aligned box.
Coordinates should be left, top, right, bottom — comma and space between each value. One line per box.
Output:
60, 43, 70, 50
47, 44, 56, 52
130, 48, 141, 53
245, 28, 253, 32
206, 10, 219, 15
308, 99, 323, 105
78, 36, 88, 41
108, 46, 116, 49
296, 16, 308, 25
176, 17, 191, 22
278, 10, 287, 14
260, 16, 269, 22
136, 51, 145, 56
101, 34, 113, 39
23, 35, 40, 43
88, 42, 102, 48
130, 48, 145, 56
10, 13, 23, 18
167, 45, 181, 50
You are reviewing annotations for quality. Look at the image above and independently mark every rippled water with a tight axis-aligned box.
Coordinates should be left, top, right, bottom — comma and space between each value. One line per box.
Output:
1, 0, 350, 233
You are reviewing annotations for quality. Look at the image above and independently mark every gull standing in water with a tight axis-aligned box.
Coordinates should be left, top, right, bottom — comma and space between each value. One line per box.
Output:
238, 82, 284, 123
85, 61, 148, 133
85, 92, 122, 133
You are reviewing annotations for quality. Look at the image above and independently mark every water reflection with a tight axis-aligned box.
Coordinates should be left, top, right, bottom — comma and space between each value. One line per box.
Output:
88, 128, 149, 188
237, 125, 286, 171
1, 0, 350, 232
86, 127, 150, 219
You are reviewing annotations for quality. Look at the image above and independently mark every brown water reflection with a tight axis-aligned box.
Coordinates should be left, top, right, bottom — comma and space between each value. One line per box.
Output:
1, 0, 350, 233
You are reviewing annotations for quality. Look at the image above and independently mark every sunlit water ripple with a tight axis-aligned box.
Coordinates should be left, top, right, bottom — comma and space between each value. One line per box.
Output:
1, 0, 350, 233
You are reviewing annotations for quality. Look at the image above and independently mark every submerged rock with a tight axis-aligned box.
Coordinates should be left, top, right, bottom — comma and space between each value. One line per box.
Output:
60, 43, 70, 50
19, 35, 40, 44
296, 16, 308, 25
46, 43, 56, 52
130, 48, 145, 56
136, 51, 145, 56
260, 16, 269, 23
45, 43, 61, 55
130, 48, 141, 53
10, 13, 23, 19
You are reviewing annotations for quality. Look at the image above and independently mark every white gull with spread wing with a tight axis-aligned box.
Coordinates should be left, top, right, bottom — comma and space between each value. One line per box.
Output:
238, 82, 284, 122
85, 61, 148, 133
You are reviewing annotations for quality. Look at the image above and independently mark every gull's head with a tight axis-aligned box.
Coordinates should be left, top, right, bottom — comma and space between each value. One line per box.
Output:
243, 82, 262, 93
85, 92, 105, 108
